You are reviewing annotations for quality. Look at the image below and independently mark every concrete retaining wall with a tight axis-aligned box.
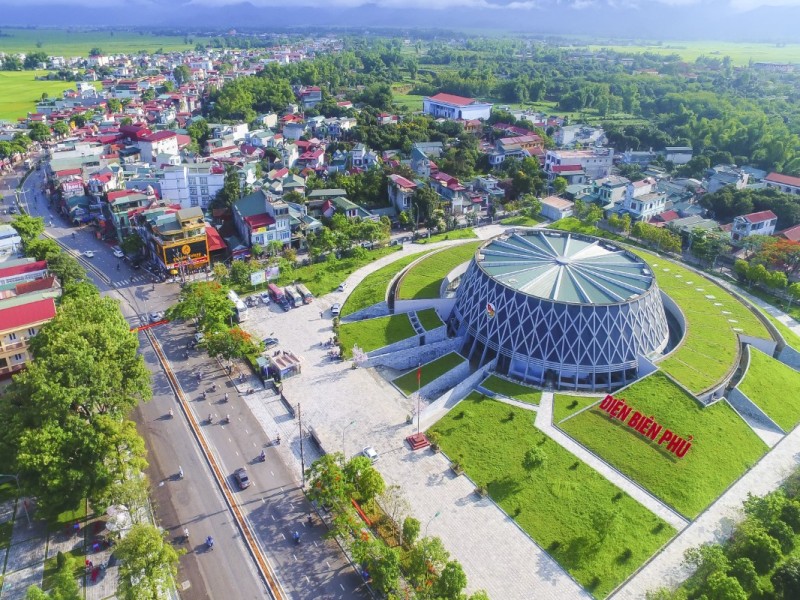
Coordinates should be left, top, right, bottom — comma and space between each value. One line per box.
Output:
342, 301, 390, 323
728, 387, 785, 434
394, 298, 456, 320
366, 324, 448, 359
419, 359, 498, 431
416, 359, 472, 400
740, 335, 777, 358
778, 345, 800, 371
362, 337, 461, 371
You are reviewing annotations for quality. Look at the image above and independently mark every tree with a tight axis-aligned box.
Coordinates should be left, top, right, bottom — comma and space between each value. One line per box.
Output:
788, 282, 800, 310
212, 263, 230, 282
204, 327, 257, 361
379, 484, 411, 545
186, 118, 210, 154
23, 51, 48, 70
25, 237, 61, 261
115, 523, 181, 600
46, 251, 89, 290
772, 556, 800, 599
121, 234, 144, 257
434, 561, 468, 600
306, 453, 352, 511
53, 120, 70, 137
403, 516, 421, 547
28, 122, 51, 142
367, 544, 401, 594
552, 176, 568, 195
89, 47, 103, 56
703, 571, 747, 600
106, 98, 122, 114
730, 523, 782, 574
173, 65, 192, 85
729, 557, 759, 594
11, 214, 45, 246
344, 455, 385, 507
522, 446, 546, 477
684, 543, 731, 585
214, 165, 241, 209
407, 536, 450, 590
166, 281, 234, 334
141, 88, 156, 102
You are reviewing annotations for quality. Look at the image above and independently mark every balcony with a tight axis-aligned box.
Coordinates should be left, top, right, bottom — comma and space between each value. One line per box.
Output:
1, 339, 27, 352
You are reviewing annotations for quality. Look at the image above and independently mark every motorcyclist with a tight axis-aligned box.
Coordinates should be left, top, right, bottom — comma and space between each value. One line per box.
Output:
206, 536, 214, 549
178, 466, 184, 479
259, 450, 266, 462
183, 528, 189, 542
292, 531, 300, 544
224, 392, 229, 402
208, 413, 213, 423
276, 434, 281, 445
168, 408, 173, 418
224, 414, 230, 424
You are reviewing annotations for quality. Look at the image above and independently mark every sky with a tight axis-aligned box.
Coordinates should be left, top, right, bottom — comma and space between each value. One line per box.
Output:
3, 0, 800, 39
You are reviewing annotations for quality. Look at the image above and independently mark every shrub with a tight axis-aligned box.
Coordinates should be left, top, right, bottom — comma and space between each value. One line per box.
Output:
772, 557, 800, 599
781, 499, 800, 532
768, 520, 795, 554
56, 551, 66, 570
732, 524, 783, 574
730, 557, 759, 595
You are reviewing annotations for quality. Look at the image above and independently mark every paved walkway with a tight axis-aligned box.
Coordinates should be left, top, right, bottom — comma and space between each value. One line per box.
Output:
535, 393, 689, 531
238, 241, 590, 600
613, 279, 800, 598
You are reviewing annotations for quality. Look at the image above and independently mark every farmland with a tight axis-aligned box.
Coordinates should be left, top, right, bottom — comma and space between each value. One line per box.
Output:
0, 71, 92, 122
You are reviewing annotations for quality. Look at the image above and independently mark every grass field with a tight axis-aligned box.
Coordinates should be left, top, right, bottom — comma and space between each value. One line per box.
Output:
338, 314, 416, 358
500, 215, 544, 227
632, 248, 770, 393
397, 241, 481, 300
416, 308, 443, 331
554, 394, 600, 424
0, 28, 193, 57
550, 217, 625, 242
340, 250, 431, 317
429, 393, 675, 597
757, 307, 800, 353
393, 352, 465, 395
560, 372, 768, 518
0, 71, 93, 122
272, 246, 400, 297
581, 40, 800, 66
413, 228, 477, 244
739, 347, 800, 432
480, 374, 541, 405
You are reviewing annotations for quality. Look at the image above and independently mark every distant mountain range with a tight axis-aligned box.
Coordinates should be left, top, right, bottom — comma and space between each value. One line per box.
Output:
2, 1, 800, 42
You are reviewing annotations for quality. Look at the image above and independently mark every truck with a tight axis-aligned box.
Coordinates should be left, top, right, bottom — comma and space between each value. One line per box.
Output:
296, 284, 314, 304
284, 286, 303, 308
268, 283, 290, 311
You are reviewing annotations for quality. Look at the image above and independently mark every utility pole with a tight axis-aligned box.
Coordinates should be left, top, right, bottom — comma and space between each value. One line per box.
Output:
298, 403, 305, 486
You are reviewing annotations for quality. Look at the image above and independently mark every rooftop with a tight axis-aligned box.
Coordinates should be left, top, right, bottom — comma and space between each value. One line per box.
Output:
476, 230, 653, 305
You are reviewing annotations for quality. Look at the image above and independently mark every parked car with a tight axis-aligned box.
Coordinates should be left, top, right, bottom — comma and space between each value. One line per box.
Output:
112, 247, 124, 258
263, 337, 279, 349
193, 332, 205, 344
233, 467, 251, 490
83, 250, 94, 258
260, 292, 271, 304
362, 446, 379, 463
149, 312, 164, 323
330, 303, 341, 317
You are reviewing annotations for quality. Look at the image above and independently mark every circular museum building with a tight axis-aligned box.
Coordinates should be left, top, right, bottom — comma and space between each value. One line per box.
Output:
450, 230, 670, 391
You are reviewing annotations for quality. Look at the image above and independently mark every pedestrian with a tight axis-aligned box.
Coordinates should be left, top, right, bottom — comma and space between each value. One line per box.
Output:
320, 310, 323, 319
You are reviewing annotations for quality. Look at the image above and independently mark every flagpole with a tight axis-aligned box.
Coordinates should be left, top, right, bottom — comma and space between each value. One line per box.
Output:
416, 362, 421, 436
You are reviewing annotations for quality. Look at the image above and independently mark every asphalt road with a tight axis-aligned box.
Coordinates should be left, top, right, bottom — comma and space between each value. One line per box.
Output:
2, 161, 368, 599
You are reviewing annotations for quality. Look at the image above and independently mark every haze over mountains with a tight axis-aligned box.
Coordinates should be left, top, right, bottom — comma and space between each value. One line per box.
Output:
2, 0, 800, 42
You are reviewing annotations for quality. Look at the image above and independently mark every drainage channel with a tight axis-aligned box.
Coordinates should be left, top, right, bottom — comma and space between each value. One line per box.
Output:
144, 327, 287, 600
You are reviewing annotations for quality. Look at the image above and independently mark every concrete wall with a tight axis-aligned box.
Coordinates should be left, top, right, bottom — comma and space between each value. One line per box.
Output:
779, 345, 800, 371
342, 301, 390, 323
394, 298, 456, 320
416, 359, 472, 401
740, 335, 777, 357
362, 337, 461, 371
637, 354, 660, 379
420, 360, 498, 431
728, 387, 784, 434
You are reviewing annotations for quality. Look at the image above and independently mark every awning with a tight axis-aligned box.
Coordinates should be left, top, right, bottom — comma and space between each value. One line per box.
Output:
206, 225, 227, 252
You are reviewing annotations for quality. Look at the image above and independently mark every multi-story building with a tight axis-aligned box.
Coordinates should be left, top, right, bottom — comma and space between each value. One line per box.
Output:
764, 172, 800, 196
544, 148, 614, 181
233, 190, 292, 250
104, 189, 154, 243
422, 93, 493, 121
138, 131, 179, 163
136, 206, 210, 274
0, 260, 60, 379
388, 174, 417, 213
161, 163, 226, 209
0, 224, 23, 257
731, 210, 778, 241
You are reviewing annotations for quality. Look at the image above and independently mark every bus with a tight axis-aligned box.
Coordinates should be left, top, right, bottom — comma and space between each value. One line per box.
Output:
284, 286, 303, 308
268, 283, 290, 311
227, 289, 249, 323
296, 284, 314, 304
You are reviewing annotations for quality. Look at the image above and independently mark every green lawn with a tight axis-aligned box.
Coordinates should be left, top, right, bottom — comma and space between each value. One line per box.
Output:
739, 347, 800, 432
0, 28, 194, 57
393, 352, 466, 395
581, 40, 800, 66
500, 215, 544, 227
0, 71, 97, 122
397, 242, 481, 300
554, 394, 600, 424
429, 393, 675, 597
550, 217, 626, 242
416, 308, 443, 331
42, 548, 85, 592
338, 314, 416, 358
631, 248, 770, 393
392, 92, 425, 111
560, 372, 768, 518
272, 246, 400, 297
481, 374, 541, 405
413, 228, 477, 244
340, 250, 431, 317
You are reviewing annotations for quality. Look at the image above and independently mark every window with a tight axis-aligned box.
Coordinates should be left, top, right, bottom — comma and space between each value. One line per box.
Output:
28, 328, 36, 336
13, 353, 24, 361
200, 177, 208, 185
191, 197, 199, 207
201, 186, 208, 195
8, 332, 17, 341
189, 186, 197, 197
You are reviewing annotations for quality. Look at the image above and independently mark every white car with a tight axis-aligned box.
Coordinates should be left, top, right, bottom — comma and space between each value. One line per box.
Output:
362, 446, 379, 463
330, 303, 341, 317
149, 312, 164, 323
337, 282, 347, 292
83, 250, 94, 258
113, 248, 124, 258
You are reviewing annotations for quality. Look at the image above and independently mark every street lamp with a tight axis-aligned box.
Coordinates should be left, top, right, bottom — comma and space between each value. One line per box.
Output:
425, 510, 441, 537
0, 474, 31, 527
341, 419, 356, 458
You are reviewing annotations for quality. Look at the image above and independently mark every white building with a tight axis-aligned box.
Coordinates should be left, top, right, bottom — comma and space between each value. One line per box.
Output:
764, 172, 800, 196
423, 93, 492, 121
138, 131, 179, 164
387, 174, 417, 213
731, 210, 778, 241
706, 165, 749, 194
622, 179, 667, 221
0, 224, 22, 256
161, 164, 225, 209
539, 196, 574, 221
664, 147, 693, 165
544, 148, 614, 181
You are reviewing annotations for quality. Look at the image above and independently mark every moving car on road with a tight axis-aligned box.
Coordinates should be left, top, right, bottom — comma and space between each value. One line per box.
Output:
233, 467, 251, 490
330, 303, 341, 317
83, 250, 94, 258
112, 247, 124, 258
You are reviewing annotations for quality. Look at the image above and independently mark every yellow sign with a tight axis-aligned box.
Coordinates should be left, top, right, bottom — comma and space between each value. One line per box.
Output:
181, 244, 191, 256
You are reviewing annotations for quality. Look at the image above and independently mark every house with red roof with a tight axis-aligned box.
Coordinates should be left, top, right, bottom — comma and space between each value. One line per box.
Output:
388, 174, 418, 213
423, 92, 493, 121
232, 189, 291, 250
138, 130, 179, 163
731, 210, 779, 241
765, 172, 800, 196
777, 224, 800, 243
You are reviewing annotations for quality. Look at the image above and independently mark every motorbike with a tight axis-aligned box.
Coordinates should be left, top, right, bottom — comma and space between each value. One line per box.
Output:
292, 531, 300, 545
222, 414, 230, 424
207, 413, 214, 424
178, 466, 184, 479
183, 528, 189, 543
168, 408, 174, 418
258, 450, 266, 462
206, 536, 214, 550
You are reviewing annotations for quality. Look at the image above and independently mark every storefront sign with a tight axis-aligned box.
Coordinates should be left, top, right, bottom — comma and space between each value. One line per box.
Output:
598, 394, 693, 459
162, 239, 208, 267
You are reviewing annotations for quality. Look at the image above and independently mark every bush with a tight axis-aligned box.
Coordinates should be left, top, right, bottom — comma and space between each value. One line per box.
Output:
768, 520, 795, 554
732, 524, 783, 574
730, 557, 759, 595
56, 551, 66, 570
772, 557, 800, 599
781, 499, 800, 532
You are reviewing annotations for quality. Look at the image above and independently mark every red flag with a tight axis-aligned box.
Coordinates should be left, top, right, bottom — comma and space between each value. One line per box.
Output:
417, 364, 421, 384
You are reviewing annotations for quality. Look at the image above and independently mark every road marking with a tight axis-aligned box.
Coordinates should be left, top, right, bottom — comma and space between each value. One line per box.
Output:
261, 498, 266, 504
279, 532, 285, 539
293, 554, 297, 561
340, 584, 345, 591
326, 561, 330, 568
304, 576, 310, 583
280, 486, 284, 492
313, 541, 318, 548
271, 515, 276, 521
271, 471, 275, 477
